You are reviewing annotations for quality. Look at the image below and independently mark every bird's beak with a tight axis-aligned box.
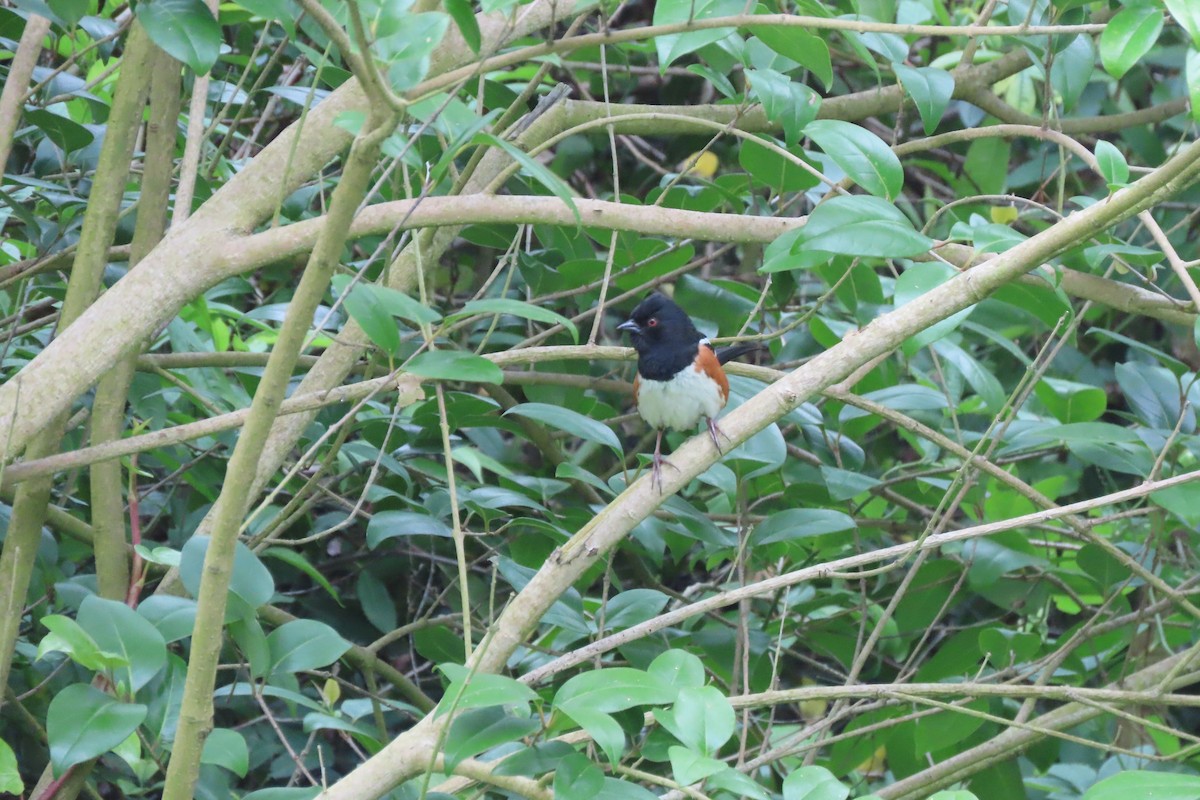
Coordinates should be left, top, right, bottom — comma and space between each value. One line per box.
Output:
617, 319, 640, 335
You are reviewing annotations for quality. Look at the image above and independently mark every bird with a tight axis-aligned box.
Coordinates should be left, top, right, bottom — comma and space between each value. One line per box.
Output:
617, 292, 760, 491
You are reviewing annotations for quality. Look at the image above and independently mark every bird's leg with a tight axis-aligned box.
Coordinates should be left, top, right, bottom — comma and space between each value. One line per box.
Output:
706, 416, 728, 454
651, 429, 677, 492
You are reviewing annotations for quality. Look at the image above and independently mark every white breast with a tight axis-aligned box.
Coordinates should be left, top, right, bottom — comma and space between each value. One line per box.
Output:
637, 366, 726, 431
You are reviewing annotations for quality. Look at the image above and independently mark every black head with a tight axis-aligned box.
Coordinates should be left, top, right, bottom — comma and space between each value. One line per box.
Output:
617, 293, 706, 379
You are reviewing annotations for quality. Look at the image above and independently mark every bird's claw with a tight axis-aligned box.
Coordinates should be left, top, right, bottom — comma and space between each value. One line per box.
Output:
707, 417, 729, 454
651, 452, 679, 493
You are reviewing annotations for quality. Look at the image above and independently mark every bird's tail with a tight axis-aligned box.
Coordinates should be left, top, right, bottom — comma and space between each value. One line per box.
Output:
716, 343, 763, 365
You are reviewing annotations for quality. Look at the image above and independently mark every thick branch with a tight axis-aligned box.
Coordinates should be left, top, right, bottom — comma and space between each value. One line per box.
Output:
0, 0, 600, 459
315, 94, 1200, 800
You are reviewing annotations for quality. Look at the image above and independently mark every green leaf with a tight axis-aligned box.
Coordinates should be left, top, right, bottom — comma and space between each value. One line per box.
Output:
894, 64, 955, 135
820, 465, 880, 500
1033, 378, 1106, 424
1115, 361, 1188, 430
339, 279, 442, 326
438, 664, 538, 714
201, 728, 249, 777
744, 68, 822, 145
653, 0, 744, 69
267, 620, 351, 674
555, 753, 606, 799
474, 133, 580, 226
47, 684, 147, 776
739, 137, 819, 192
804, 218, 933, 260
804, 119, 904, 199
687, 64, 737, 98
343, 284, 401, 356
1188, 50, 1200, 125
444, 0, 481, 53
480, 0, 518, 13
1004, 421, 1141, 449
444, 707, 539, 771
1076, 543, 1132, 589
136, 0, 222, 75
763, 195, 932, 272
230, 615, 271, 679
133, 544, 181, 567
331, 277, 443, 345
1094, 140, 1129, 189
261, 547, 341, 603
494, 742, 576, 778
727, 414, 787, 479
455, 298, 579, 343
1099, 5, 1163, 79
933, 339, 1004, 413
356, 570, 397, 633
234, 0, 295, 36
748, 26, 832, 89
648, 649, 707, 689
38, 615, 125, 673
750, 508, 857, 545
783, 765, 850, 800
561, 707, 626, 764
216, 681, 328, 714
1166, 0, 1200, 48
1050, 35, 1095, 112
1083, 772, 1200, 800
137, 595, 198, 644
24, 109, 94, 154
505, 402, 622, 454
241, 789, 322, 800
1150, 483, 1200, 529
760, 227, 807, 273
554, 667, 676, 714
0, 738, 20, 795
928, 790, 981, 800
46, 0, 87, 24
601, 589, 670, 632
841, 385, 948, 423
405, 350, 503, 384
1087, 328, 1189, 375
179, 536, 276, 619
1082, 243, 1162, 272
656, 686, 735, 755
668, 746, 727, 785
709, 769, 773, 800
957, 136, 1010, 196
977, 627, 1041, 664
375, 12, 450, 92
893, 262, 975, 352
912, 701, 986, 754
367, 510, 452, 546
302, 712, 380, 742
78, 595, 167, 692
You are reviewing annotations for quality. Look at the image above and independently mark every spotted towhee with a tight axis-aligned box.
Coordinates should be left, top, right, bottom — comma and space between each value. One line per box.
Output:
618, 292, 760, 490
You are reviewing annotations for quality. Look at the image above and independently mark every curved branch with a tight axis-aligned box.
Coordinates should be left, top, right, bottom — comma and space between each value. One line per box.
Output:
0, 0, 601, 459
963, 87, 1189, 135
520, 466, 1200, 684
1, 349, 628, 482
314, 96, 1200, 800
231, 196, 803, 268
877, 653, 1200, 799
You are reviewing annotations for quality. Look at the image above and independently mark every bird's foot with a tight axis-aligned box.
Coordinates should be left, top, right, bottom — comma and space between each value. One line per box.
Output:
651, 451, 678, 493
707, 417, 729, 454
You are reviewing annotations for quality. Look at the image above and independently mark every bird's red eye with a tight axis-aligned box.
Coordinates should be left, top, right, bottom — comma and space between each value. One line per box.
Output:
647, 318, 658, 327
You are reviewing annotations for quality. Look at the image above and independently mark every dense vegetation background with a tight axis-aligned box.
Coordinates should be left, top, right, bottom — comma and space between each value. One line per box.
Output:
3, 0, 1200, 797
